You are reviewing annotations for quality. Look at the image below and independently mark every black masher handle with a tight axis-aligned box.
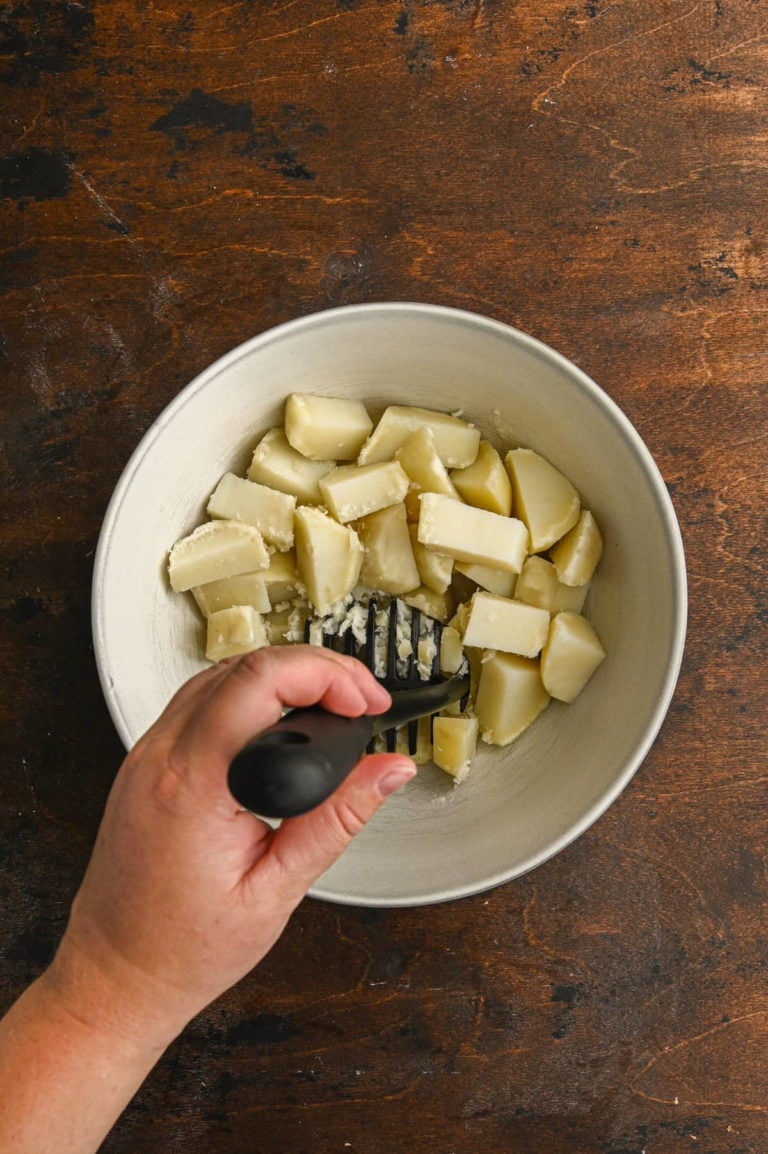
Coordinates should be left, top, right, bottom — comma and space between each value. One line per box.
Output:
227, 708, 375, 819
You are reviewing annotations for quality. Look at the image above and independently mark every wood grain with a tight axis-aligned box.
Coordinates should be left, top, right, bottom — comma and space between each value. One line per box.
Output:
1, 1, 766, 1151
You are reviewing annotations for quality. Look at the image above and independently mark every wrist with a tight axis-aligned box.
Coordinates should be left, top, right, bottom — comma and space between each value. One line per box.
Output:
41, 932, 192, 1058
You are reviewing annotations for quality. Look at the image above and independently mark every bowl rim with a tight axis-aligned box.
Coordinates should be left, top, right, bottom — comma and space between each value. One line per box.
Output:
92, 301, 688, 905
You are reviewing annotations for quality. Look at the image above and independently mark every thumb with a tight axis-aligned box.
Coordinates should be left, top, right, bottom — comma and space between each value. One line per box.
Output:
259, 753, 416, 901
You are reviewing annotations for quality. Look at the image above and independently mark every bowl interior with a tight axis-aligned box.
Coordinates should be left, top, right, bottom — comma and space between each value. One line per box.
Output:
93, 304, 686, 906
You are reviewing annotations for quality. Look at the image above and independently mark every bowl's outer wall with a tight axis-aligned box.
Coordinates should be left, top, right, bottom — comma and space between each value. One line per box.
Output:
93, 304, 686, 906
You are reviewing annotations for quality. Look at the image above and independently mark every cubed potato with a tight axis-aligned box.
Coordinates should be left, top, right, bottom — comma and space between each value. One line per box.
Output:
474, 651, 550, 745
439, 624, 465, 674
395, 427, 459, 499
505, 447, 580, 553
404, 585, 455, 625
447, 599, 472, 638
515, 555, 589, 614
294, 506, 364, 613
168, 520, 270, 593
418, 492, 528, 573
247, 427, 334, 504
463, 591, 550, 657
264, 603, 310, 645
450, 440, 512, 516
408, 524, 453, 594
358, 405, 480, 468
205, 605, 268, 662
261, 549, 304, 605
540, 611, 605, 702
192, 571, 271, 617
433, 715, 478, 782
358, 503, 420, 595
550, 510, 604, 587
319, 461, 410, 523
285, 393, 373, 461
207, 472, 295, 550
454, 560, 518, 599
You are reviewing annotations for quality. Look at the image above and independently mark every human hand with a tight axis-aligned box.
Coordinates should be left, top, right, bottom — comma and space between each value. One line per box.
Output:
46, 646, 415, 1049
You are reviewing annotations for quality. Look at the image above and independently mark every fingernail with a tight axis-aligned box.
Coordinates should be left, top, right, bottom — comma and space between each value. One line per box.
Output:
378, 761, 417, 798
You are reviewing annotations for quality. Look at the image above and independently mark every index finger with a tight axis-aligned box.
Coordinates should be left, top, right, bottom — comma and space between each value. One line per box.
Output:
174, 645, 391, 774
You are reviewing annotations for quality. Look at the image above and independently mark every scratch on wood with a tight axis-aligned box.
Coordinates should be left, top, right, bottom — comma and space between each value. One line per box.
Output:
65, 163, 181, 323
533, 0, 708, 114
67, 163, 131, 235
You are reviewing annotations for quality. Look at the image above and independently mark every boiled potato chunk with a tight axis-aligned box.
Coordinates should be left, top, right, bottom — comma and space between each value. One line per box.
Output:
540, 611, 606, 703
455, 560, 517, 599
207, 472, 295, 550
168, 520, 270, 593
463, 591, 550, 657
294, 506, 364, 613
433, 715, 478, 782
550, 510, 604, 587
285, 393, 372, 461
418, 492, 527, 574
404, 585, 455, 624
192, 571, 270, 617
439, 625, 465, 675
447, 598, 472, 638
358, 503, 420, 595
264, 603, 310, 645
358, 405, 480, 468
408, 524, 453, 594
395, 427, 459, 498
475, 651, 550, 745
515, 555, 588, 614
505, 447, 580, 553
319, 460, 410, 523
248, 427, 334, 504
450, 440, 512, 516
205, 605, 268, 662
261, 549, 304, 605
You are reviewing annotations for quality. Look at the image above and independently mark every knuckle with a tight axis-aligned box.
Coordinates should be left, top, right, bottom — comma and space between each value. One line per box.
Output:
148, 745, 197, 817
230, 647, 271, 679
326, 797, 368, 843
150, 767, 186, 817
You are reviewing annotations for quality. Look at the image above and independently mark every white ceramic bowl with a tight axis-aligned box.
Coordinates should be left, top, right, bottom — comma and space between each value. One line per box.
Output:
92, 303, 686, 906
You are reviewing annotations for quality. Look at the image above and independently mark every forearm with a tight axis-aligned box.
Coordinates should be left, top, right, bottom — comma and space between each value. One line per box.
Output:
0, 650, 413, 1151
0, 969, 172, 1154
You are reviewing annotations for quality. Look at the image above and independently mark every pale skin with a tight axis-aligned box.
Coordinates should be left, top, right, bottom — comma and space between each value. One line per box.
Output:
0, 645, 416, 1154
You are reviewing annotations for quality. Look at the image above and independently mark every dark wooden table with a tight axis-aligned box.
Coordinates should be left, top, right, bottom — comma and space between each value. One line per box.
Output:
2, 2, 766, 1151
